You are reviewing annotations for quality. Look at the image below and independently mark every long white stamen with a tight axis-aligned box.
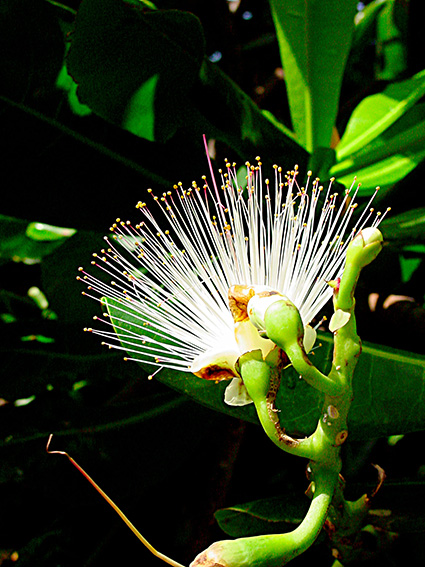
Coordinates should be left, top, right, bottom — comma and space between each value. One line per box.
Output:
78, 159, 385, 373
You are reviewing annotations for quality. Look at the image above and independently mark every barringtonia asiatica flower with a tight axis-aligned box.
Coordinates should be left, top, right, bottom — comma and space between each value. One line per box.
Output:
78, 156, 384, 406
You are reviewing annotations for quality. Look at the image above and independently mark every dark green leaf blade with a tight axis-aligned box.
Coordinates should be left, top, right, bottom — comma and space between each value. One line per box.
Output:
0, 215, 75, 263
335, 69, 425, 162
380, 208, 425, 245
193, 59, 309, 171
67, 0, 206, 142
215, 495, 307, 537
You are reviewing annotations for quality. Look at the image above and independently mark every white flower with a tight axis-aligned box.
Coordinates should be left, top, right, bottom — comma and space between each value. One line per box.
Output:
78, 156, 383, 405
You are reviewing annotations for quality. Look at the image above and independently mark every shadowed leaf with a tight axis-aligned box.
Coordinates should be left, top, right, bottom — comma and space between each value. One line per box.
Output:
215, 494, 307, 537
67, 0, 205, 142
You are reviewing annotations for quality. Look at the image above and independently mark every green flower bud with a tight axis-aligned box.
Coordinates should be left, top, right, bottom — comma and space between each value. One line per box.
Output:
346, 227, 383, 269
263, 298, 304, 353
247, 291, 287, 331
237, 350, 270, 403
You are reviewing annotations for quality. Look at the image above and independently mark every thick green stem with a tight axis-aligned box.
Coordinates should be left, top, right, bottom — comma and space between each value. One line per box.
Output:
239, 352, 317, 459
262, 299, 343, 396
191, 466, 338, 567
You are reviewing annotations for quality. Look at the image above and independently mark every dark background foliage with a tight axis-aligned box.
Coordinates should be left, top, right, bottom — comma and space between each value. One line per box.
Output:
1, 0, 425, 566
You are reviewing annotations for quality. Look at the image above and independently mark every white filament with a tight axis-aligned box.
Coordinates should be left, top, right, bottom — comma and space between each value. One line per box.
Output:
78, 160, 383, 372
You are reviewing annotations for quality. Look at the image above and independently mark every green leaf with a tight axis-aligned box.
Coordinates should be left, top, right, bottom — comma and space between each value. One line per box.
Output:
350, 0, 387, 52
104, 297, 425, 440
335, 149, 425, 197
0, 215, 76, 263
327, 335, 425, 439
269, 0, 358, 152
216, 481, 425, 539
67, 0, 206, 142
380, 208, 425, 245
399, 249, 425, 285
26, 222, 76, 241
193, 60, 309, 171
374, 0, 407, 81
336, 69, 425, 161
215, 494, 307, 537
56, 64, 92, 117
62, 0, 310, 173
332, 104, 425, 177
332, 100, 425, 195
123, 74, 159, 141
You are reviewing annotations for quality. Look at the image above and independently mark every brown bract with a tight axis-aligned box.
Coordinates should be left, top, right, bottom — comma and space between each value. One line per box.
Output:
193, 365, 238, 382
228, 285, 281, 323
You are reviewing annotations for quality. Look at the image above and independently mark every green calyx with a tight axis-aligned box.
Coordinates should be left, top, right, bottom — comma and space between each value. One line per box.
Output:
237, 350, 270, 403
262, 297, 304, 353
345, 227, 383, 269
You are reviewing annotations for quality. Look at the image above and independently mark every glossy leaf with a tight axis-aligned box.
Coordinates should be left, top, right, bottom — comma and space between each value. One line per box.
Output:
215, 494, 307, 537
332, 101, 425, 195
380, 208, 425, 245
336, 69, 425, 161
105, 298, 425, 440
215, 481, 425, 539
350, 0, 387, 52
332, 104, 425, 177
0, 215, 76, 263
335, 149, 425, 197
26, 222, 76, 241
66, 0, 309, 173
269, 0, 357, 152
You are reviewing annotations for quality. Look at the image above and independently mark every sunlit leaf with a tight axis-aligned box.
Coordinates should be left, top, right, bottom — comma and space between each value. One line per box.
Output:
336, 69, 425, 161
20, 335, 55, 344
14, 395, 36, 407
0, 215, 76, 263
336, 149, 425, 197
269, 0, 357, 152
332, 104, 425, 176
123, 74, 159, 141
331, 102, 425, 195
26, 222, 76, 241
56, 65, 92, 117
